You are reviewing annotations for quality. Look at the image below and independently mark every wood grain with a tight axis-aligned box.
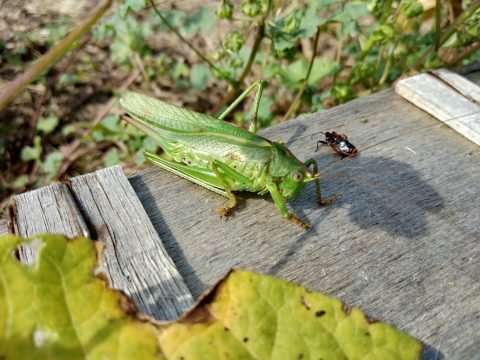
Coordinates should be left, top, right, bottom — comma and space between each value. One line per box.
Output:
9, 167, 193, 321
431, 68, 480, 103
13, 183, 90, 238
0, 219, 8, 236
12, 183, 91, 263
70, 166, 193, 320
129, 73, 480, 358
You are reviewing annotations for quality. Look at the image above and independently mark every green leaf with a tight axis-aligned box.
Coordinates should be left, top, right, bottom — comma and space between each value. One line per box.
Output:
301, 7, 328, 37
171, 60, 189, 80
20, 136, 42, 161
136, 150, 147, 165
12, 175, 29, 189
37, 116, 59, 134
142, 137, 158, 152
280, 58, 339, 87
267, 24, 304, 51
183, 7, 215, 34
42, 151, 64, 178
160, 270, 422, 359
312, 0, 344, 8
0, 234, 160, 359
190, 63, 212, 91
332, 2, 370, 22
400, 0, 423, 18
125, 0, 145, 12
58, 72, 78, 87
159, 10, 186, 30
105, 147, 120, 167
100, 115, 120, 132
0, 235, 422, 359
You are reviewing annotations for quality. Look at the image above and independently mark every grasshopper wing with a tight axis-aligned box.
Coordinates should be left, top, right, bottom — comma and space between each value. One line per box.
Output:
120, 92, 272, 163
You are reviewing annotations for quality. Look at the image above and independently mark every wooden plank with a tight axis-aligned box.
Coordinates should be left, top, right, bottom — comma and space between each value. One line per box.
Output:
0, 219, 8, 236
395, 70, 480, 146
12, 183, 91, 263
431, 68, 480, 103
129, 72, 480, 358
70, 166, 193, 320
9, 167, 193, 320
13, 183, 90, 238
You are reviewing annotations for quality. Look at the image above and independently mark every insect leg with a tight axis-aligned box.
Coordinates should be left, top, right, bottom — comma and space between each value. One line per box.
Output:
217, 80, 266, 134
246, 79, 265, 134
266, 183, 310, 229
144, 151, 228, 197
212, 160, 239, 217
315, 140, 328, 152
304, 158, 338, 205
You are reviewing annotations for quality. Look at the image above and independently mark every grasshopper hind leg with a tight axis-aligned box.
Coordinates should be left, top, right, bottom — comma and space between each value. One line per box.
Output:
217, 190, 238, 217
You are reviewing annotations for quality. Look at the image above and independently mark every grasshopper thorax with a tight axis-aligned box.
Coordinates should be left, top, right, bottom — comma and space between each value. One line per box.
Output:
269, 142, 315, 199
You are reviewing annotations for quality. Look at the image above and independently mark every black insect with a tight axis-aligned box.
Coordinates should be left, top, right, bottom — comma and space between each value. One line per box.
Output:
316, 131, 357, 158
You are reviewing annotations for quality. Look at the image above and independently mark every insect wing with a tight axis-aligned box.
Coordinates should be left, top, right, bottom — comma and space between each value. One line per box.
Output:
120, 92, 272, 163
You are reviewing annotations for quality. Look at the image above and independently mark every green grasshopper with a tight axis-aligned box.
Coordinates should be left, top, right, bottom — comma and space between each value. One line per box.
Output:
120, 81, 336, 228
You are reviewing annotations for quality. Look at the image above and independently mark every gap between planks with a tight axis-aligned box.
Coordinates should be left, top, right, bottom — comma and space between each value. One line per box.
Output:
395, 68, 480, 146
10, 165, 193, 321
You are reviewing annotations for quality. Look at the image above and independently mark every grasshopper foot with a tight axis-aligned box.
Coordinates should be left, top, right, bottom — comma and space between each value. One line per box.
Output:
286, 214, 311, 229
217, 206, 235, 217
217, 198, 238, 217
318, 193, 339, 206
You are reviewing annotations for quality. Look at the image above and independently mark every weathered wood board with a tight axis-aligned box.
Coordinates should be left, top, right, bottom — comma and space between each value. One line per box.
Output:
70, 166, 193, 320
10, 166, 193, 320
128, 71, 480, 358
395, 68, 480, 146
0, 219, 8, 236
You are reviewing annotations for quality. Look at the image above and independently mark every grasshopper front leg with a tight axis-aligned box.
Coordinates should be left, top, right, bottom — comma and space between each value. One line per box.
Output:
211, 161, 238, 216
266, 183, 311, 229
304, 158, 338, 205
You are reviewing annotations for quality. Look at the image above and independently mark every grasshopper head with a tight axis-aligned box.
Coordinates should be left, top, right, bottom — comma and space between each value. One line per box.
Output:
270, 142, 318, 200
278, 167, 318, 199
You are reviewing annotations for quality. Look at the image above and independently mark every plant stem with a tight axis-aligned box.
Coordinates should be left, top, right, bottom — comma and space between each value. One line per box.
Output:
0, 0, 112, 111
148, 0, 223, 76
434, 0, 441, 50
445, 39, 480, 65
413, 0, 480, 70
378, 46, 394, 85
211, 0, 272, 116
282, 26, 321, 121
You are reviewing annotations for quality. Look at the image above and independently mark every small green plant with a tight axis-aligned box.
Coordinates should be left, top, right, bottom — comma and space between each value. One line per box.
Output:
98, 0, 480, 120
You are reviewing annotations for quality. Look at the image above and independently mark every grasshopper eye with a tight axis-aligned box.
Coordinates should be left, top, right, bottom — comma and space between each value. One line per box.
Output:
293, 172, 303, 182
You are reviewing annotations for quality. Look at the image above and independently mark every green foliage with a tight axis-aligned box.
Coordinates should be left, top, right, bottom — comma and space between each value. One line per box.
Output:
225, 31, 245, 53
96, 0, 480, 122
42, 151, 64, 180
216, 1, 234, 20
0, 234, 160, 359
20, 136, 42, 161
241, 0, 263, 17
37, 116, 59, 134
190, 63, 212, 91
3, 0, 480, 209
0, 234, 422, 359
